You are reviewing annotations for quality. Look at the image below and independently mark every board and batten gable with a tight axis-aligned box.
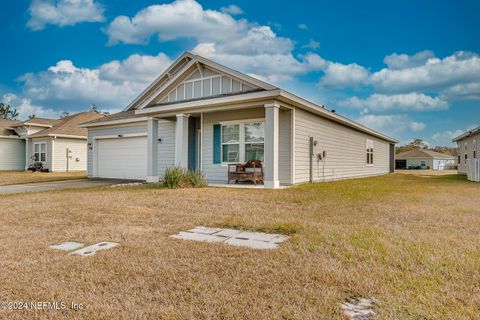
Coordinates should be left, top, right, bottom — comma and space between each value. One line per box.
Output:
0, 138, 25, 171
87, 121, 176, 178
294, 108, 391, 183
155, 67, 260, 105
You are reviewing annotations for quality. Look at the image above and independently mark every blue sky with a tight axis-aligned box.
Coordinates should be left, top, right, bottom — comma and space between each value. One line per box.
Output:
0, 0, 479, 145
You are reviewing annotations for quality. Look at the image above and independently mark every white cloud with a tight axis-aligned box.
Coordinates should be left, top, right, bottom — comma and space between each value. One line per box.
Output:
105, 0, 329, 84
319, 62, 369, 88
298, 23, 308, 30
220, 4, 243, 15
18, 53, 172, 110
439, 82, 480, 101
431, 124, 478, 145
27, 0, 105, 31
356, 114, 425, 137
383, 50, 435, 70
105, 0, 247, 45
370, 51, 480, 94
2, 93, 59, 120
338, 93, 448, 113
302, 39, 320, 50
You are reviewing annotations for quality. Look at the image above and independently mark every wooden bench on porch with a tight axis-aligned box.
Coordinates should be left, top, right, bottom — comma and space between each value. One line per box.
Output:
228, 160, 263, 185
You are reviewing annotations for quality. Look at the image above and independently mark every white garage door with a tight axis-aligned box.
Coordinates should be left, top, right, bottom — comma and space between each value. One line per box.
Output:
96, 136, 147, 180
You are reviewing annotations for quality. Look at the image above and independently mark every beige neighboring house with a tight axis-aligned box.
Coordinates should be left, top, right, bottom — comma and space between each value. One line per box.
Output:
0, 112, 104, 172
395, 149, 456, 170
452, 126, 479, 176
81, 52, 398, 188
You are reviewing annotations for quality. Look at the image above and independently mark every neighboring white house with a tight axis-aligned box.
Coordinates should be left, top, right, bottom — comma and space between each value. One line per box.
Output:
0, 118, 58, 171
0, 112, 104, 172
395, 149, 456, 170
453, 126, 479, 180
81, 52, 398, 188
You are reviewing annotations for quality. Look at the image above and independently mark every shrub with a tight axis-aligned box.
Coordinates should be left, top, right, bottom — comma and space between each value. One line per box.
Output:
163, 167, 207, 189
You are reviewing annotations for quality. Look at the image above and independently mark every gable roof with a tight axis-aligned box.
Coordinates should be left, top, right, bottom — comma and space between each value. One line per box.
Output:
28, 112, 105, 139
396, 149, 455, 160
10, 117, 59, 128
125, 52, 277, 111
452, 126, 480, 142
82, 52, 398, 143
0, 119, 22, 136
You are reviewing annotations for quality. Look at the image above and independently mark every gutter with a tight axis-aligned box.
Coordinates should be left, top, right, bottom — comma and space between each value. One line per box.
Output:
134, 89, 398, 143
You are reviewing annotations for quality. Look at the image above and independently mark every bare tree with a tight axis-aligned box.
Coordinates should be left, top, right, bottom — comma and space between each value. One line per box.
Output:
0, 102, 19, 120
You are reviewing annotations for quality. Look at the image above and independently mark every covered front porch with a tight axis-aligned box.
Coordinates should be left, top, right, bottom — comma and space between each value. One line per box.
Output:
143, 101, 293, 189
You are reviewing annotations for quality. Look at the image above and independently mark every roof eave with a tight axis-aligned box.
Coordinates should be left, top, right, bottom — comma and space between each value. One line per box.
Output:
135, 90, 398, 143
79, 116, 150, 128
452, 126, 480, 142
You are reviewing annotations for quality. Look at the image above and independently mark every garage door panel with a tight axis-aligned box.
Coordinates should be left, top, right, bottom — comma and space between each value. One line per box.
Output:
96, 137, 147, 180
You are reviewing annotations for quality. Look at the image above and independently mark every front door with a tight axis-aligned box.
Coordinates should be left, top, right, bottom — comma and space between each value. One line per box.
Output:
196, 129, 201, 171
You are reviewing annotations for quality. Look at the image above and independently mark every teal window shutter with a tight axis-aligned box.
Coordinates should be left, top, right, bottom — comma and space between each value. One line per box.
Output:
213, 124, 221, 164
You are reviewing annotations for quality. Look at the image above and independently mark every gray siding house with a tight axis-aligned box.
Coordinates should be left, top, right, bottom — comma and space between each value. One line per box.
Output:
81, 52, 397, 188
453, 126, 479, 177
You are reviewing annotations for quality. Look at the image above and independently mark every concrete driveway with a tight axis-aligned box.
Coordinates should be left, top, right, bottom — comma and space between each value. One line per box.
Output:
0, 179, 135, 195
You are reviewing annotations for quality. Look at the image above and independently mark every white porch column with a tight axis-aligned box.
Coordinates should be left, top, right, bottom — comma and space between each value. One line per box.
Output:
25, 138, 29, 171
264, 102, 280, 189
146, 118, 159, 183
175, 113, 189, 168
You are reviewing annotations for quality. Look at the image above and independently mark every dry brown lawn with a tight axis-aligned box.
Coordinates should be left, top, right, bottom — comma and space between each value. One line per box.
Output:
396, 169, 458, 176
0, 174, 479, 319
0, 171, 86, 186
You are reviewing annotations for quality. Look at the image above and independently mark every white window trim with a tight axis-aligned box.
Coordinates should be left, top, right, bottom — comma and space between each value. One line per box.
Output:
366, 139, 374, 166
220, 120, 265, 164
34, 142, 47, 163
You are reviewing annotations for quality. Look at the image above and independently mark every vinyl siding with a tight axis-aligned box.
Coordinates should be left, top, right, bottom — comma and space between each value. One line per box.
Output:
294, 108, 390, 183
157, 120, 176, 178
202, 107, 292, 184
52, 138, 87, 172
0, 138, 25, 171
278, 109, 292, 184
456, 132, 479, 174
87, 122, 176, 179
202, 108, 265, 183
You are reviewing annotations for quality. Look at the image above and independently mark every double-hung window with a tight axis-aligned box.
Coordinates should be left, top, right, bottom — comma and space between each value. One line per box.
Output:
221, 121, 265, 163
34, 142, 46, 162
222, 124, 240, 163
244, 122, 265, 162
366, 139, 374, 165
473, 139, 477, 159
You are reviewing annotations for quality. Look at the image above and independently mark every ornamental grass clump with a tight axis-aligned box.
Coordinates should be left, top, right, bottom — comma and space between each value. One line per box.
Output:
163, 167, 206, 189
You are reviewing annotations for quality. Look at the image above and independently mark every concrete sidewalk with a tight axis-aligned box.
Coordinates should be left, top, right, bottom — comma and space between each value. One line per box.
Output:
0, 179, 133, 195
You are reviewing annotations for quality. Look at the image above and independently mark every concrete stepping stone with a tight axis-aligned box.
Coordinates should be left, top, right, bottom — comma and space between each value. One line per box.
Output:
170, 226, 289, 250
224, 237, 279, 249
187, 226, 223, 235
340, 297, 377, 319
70, 242, 119, 257
49, 242, 84, 251
171, 231, 226, 243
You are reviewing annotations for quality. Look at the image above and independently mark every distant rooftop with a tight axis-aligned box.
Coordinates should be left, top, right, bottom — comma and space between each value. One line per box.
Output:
396, 149, 455, 160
